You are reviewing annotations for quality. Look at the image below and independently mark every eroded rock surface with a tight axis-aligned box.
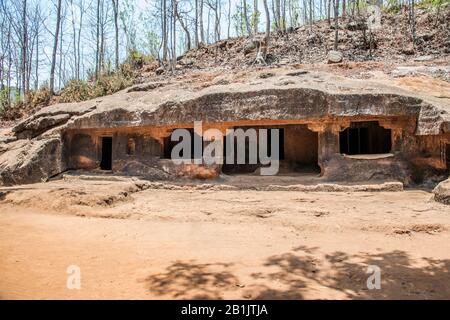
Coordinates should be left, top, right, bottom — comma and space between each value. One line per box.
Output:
433, 178, 450, 205
0, 69, 449, 188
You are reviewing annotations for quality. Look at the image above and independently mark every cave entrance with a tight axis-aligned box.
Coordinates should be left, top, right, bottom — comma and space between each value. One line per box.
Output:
339, 121, 392, 155
283, 125, 319, 173
100, 137, 112, 170
221, 125, 319, 175
163, 128, 203, 160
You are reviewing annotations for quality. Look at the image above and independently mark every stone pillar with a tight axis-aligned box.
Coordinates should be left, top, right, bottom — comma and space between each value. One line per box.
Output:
308, 123, 345, 175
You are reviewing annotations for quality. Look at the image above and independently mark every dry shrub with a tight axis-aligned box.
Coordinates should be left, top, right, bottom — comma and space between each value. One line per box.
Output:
60, 74, 132, 104
0, 86, 52, 121
93, 74, 132, 96
27, 86, 51, 107
0, 104, 24, 121
60, 80, 92, 103
119, 62, 135, 78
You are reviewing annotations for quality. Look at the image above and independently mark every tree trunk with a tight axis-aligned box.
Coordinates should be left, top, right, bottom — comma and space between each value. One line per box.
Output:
176, 8, 191, 51
253, 0, 258, 34
50, 0, 62, 94
172, 0, 177, 71
95, 0, 100, 78
334, 0, 339, 50
242, 0, 252, 36
199, 0, 205, 44
262, 0, 270, 57
410, 0, 416, 43
327, 0, 331, 25
194, 0, 199, 47
21, 0, 28, 101
77, 0, 84, 80
227, 0, 231, 38
112, 0, 119, 70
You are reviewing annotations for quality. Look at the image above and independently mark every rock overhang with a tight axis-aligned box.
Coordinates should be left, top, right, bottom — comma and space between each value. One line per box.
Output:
10, 70, 450, 137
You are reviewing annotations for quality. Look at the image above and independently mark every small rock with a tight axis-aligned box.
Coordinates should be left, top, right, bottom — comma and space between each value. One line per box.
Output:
259, 72, 275, 79
401, 46, 415, 55
393, 228, 412, 235
213, 79, 230, 86
155, 67, 164, 75
346, 21, 366, 31
243, 41, 256, 55
286, 70, 308, 77
327, 50, 343, 64
414, 55, 433, 62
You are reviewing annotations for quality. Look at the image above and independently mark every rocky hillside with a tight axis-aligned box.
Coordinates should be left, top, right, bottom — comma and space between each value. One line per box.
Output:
1, 5, 449, 125
165, 7, 450, 73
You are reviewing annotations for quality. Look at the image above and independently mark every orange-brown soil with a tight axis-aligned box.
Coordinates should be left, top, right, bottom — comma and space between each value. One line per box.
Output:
0, 176, 449, 299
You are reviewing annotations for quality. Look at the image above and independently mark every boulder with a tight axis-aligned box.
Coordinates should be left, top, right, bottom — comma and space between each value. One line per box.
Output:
155, 67, 164, 75
327, 50, 343, 64
433, 178, 450, 205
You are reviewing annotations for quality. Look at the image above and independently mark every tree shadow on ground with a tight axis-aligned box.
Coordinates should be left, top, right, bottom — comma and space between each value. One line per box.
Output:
144, 260, 239, 299
249, 246, 450, 299
144, 247, 450, 299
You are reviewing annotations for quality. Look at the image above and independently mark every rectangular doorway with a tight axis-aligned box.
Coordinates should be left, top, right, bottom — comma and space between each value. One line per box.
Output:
100, 137, 112, 170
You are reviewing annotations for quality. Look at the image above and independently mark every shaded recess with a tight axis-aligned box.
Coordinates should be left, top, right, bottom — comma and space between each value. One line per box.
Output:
222, 125, 319, 175
100, 137, 112, 170
339, 121, 392, 155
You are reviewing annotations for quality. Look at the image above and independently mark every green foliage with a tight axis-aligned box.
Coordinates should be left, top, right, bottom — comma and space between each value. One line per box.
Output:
144, 31, 160, 59
417, 0, 450, 10
126, 48, 154, 69
233, 3, 252, 36
250, 11, 260, 31
383, 0, 402, 14
0, 87, 8, 112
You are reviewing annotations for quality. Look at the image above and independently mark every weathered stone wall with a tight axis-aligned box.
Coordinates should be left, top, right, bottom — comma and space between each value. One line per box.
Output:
57, 117, 449, 185
1, 71, 449, 186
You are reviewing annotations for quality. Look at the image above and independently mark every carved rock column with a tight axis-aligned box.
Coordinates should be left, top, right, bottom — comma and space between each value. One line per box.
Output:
308, 122, 346, 175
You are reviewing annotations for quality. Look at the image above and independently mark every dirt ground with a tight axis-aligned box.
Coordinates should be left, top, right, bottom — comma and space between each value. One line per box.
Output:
0, 176, 449, 300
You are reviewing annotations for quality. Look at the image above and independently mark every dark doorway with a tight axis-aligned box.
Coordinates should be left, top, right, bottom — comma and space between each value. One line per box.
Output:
283, 125, 319, 172
222, 127, 285, 174
100, 137, 112, 170
163, 128, 203, 160
339, 121, 392, 155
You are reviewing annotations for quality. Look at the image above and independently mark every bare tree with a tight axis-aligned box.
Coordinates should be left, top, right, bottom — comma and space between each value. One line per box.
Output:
175, 4, 191, 51
333, 0, 339, 50
21, 0, 28, 99
242, 0, 251, 35
112, 0, 119, 69
171, 0, 177, 71
50, 0, 63, 94
410, 0, 416, 43
262, 0, 270, 57
253, 0, 258, 34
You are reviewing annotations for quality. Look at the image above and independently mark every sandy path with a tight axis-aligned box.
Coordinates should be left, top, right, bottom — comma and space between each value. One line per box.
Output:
0, 180, 449, 299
